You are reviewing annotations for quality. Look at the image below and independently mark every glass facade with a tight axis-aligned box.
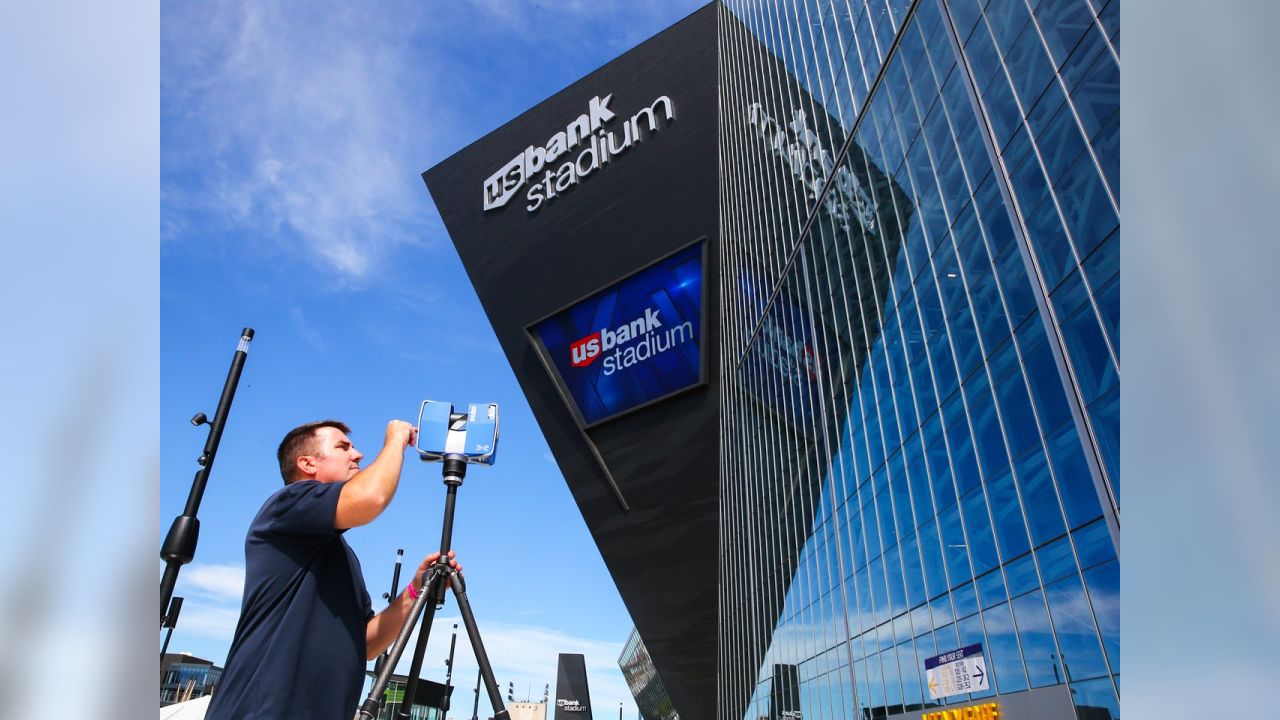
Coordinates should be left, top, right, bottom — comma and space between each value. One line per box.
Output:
620, 627, 682, 720
716, 1, 1118, 719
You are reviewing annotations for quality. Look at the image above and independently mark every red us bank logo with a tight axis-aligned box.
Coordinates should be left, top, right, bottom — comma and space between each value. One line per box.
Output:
570, 330, 603, 367
567, 307, 694, 376
569, 308, 662, 367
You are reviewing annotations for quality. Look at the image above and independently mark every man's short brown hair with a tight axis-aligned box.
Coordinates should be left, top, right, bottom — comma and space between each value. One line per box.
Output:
277, 420, 351, 485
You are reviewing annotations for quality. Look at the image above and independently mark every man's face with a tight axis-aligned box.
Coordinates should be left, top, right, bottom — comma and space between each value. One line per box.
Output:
304, 426, 364, 483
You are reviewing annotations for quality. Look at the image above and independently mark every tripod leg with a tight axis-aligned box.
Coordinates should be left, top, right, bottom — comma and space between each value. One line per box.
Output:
396, 577, 443, 720
354, 567, 445, 720
448, 573, 511, 720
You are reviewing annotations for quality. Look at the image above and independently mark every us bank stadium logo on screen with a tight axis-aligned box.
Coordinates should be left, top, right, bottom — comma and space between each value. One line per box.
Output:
531, 243, 703, 426
568, 307, 693, 374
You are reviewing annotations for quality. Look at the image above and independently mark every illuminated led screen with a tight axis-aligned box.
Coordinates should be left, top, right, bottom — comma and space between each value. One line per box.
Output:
530, 242, 704, 427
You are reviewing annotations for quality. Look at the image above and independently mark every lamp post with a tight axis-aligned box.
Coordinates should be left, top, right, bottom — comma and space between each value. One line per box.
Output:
443, 623, 458, 714
160, 328, 254, 619
373, 549, 404, 679
446, 623, 458, 685
160, 596, 183, 662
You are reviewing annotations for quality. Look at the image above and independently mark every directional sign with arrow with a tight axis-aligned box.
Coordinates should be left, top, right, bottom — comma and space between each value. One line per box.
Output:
924, 643, 989, 699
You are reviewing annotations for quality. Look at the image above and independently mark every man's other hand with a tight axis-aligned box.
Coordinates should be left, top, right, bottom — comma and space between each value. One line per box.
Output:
412, 550, 462, 593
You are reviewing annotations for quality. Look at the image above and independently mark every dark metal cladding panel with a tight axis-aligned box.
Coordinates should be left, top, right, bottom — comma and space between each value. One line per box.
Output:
422, 5, 719, 720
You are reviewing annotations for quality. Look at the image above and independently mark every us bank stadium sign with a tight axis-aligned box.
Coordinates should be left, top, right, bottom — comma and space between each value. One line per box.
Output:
483, 93, 676, 214
528, 241, 705, 427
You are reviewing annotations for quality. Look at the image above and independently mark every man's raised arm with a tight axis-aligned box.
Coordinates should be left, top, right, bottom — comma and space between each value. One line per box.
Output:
335, 420, 417, 529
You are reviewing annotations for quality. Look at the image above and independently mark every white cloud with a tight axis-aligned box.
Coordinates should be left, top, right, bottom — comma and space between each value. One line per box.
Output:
183, 562, 246, 601
174, 601, 243, 643
162, 2, 432, 285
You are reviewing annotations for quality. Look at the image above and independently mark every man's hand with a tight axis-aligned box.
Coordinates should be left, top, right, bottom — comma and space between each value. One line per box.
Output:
366, 550, 463, 658
386, 419, 418, 451
411, 550, 462, 594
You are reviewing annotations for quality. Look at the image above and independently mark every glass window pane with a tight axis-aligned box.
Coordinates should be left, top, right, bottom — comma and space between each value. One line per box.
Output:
1073, 518, 1117, 568
1083, 559, 1119, 672
965, 374, 1010, 479
1011, 590, 1060, 688
1035, 533, 1078, 584
885, 543, 908, 614
1089, 385, 1120, 496
1046, 423, 1102, 528
952, 580, 979, 620
957, 613, 995, 698
1013, 313, 1075, 430
961, 487, 1001, 574
1044, 574, 1109, 681
938, 501, 972, 586
998, 548, 1039, 594
1016, 448, 1068, 546
900, 637, 924, 707
976, 568, 1008, 609
985, 468, 1031, 561
919, 518, 949, 598
982, 601, 1028, 693
1069, 676, 1120, 720
995, 368, 1039, 460
930, 592, 954, 629
902, 535, 927, 608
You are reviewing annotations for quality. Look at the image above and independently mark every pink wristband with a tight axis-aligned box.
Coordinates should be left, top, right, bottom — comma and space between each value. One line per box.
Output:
406, 582, 420, 600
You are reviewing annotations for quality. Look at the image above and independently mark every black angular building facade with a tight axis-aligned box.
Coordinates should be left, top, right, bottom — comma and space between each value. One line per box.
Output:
425, 2, 1119, 719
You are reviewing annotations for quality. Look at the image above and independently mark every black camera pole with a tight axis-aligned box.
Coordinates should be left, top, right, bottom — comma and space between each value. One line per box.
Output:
357, 454, 510, 720
373, 549, 405, 679
160, 327, 254, 623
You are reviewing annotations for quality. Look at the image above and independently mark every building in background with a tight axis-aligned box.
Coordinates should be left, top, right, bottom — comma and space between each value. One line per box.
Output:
619, 628, 680, 720
160, 653, 222, 706
508, 701, 550, 720
424, 1, 1118, 719
717, 1, 1118, 720
361, 671, 454, 720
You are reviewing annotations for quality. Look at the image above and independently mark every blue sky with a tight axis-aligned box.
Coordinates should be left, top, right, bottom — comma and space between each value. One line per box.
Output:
160, 2, 703, 715
0, 1, 1271, 718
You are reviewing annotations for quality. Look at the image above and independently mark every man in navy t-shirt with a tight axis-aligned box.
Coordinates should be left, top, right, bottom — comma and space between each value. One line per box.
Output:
207, 419, 459, 720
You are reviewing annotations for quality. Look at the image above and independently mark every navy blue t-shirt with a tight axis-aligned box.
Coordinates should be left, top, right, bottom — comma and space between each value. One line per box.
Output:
207, 480, 374, 720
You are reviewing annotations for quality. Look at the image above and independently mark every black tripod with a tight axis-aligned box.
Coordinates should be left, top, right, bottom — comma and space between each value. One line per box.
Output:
355, 455, 510, 720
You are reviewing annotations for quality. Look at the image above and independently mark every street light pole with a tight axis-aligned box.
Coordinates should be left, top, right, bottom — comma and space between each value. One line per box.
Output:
160, 328, 254, 619
160, 596, 184, 662
373, 549, 404, 679
446, 623, 458, 686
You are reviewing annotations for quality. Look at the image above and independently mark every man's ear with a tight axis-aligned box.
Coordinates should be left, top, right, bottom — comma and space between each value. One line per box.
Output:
296, 455, 317, 477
